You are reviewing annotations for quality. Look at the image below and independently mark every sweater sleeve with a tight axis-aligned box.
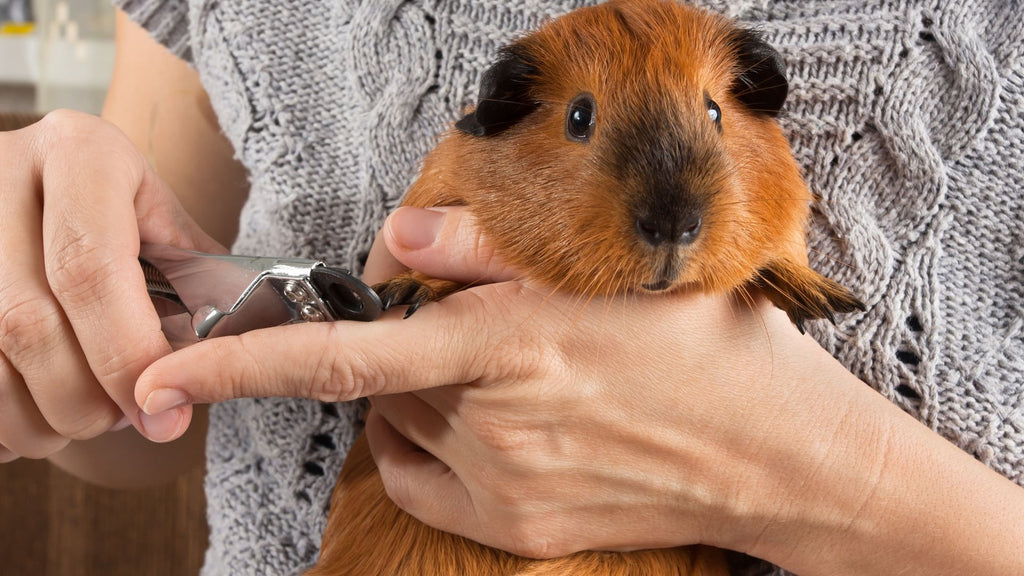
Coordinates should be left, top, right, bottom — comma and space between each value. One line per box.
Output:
111, 0, 192, 63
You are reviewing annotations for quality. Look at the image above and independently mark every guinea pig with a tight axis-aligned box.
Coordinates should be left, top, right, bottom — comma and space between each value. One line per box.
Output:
307, 1, 863, 575
373, 0, 863, 329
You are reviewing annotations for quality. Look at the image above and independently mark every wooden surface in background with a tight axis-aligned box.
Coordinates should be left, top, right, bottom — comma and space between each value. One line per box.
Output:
0, 458, 208, 576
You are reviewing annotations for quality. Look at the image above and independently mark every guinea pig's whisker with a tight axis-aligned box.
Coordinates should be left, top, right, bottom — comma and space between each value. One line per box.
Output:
474, 97, 565, 108
736, 283, 776, 379
566, 277, 606, 330
733, 284, 756, 328
713, 197, 816, 208
732, 76, 789, 99
752, 274, 804, 312
523, 275, 574, 331
702, 219, 755, 229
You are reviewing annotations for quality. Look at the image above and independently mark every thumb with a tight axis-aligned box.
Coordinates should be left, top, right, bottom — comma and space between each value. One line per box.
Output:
382, 206, 521, 284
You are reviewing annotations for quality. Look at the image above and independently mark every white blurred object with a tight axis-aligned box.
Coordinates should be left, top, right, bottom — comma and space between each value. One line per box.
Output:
35, 0, 115, 113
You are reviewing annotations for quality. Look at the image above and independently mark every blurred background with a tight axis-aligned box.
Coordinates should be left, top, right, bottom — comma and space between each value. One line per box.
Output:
1, 0, 112, 116
0, 1, 208, 574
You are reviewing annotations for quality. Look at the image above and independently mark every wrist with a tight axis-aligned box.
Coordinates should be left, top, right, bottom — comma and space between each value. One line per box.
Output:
712, 337, 1024, 575
699, 333, 879, 558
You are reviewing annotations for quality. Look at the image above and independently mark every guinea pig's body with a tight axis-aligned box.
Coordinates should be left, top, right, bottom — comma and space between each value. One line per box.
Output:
308, 1, 862, 574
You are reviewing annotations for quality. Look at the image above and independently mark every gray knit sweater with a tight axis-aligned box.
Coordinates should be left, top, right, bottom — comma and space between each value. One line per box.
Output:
113, 0, 1023, 574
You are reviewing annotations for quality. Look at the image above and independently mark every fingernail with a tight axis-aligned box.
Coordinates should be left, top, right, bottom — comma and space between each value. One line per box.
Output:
139, 408, 186, 442
142, 388, 191, 415
109, 415, 132, 432
388, 207, 446, 251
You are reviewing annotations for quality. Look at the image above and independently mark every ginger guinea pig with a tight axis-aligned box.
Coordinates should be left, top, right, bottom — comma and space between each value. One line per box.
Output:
375, 0, 862, 328
309, 1, 863, 575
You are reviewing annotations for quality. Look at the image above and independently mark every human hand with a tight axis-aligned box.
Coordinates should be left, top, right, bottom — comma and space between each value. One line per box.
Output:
0, 110, 223, 462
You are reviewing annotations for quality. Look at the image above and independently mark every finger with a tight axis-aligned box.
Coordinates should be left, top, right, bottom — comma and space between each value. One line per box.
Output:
134, 284, 527, 441
363, 226, 414, 285
369, 392, 453, 457
0, 350, 69, 458
383, 206, 521, 284
0, 139, 124, 438
0, 445, 17, 464
364, 409, 473, 535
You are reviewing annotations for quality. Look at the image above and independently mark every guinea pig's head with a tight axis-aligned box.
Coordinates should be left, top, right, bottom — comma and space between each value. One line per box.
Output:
452, 0, 811, 296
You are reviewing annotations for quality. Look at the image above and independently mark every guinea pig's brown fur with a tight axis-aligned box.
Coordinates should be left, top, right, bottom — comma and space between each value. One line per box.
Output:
308, 1, 863, 575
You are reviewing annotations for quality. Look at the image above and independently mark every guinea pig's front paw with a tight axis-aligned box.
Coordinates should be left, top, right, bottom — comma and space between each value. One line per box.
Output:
373, 273, 463, 318
754, 259, 866, 333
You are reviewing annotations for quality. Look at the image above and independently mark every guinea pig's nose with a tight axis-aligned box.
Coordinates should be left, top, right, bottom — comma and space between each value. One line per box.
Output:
636, 213, 702, 247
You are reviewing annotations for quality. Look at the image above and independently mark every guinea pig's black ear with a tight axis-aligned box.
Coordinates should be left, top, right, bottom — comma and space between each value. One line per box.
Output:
456, 45, 540, 136
730, 29, 789, 116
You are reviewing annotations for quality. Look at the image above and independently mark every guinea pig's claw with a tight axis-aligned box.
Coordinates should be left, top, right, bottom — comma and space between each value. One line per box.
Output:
373, 277, 437, 318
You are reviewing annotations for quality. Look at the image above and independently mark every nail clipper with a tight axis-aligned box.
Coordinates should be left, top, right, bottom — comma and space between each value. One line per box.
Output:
139, 243, 382, 350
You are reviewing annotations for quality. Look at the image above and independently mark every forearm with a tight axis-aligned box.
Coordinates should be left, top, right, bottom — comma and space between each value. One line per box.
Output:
48, 405, 207, 489
735, 343, 1024, 575
103, 9, 248, 249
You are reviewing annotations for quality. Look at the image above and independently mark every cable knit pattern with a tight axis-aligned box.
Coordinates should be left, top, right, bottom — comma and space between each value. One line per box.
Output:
113, 0, 1022, 574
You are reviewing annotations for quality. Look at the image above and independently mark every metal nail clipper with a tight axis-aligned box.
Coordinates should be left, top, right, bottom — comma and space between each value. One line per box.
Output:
139, 243, 382, 350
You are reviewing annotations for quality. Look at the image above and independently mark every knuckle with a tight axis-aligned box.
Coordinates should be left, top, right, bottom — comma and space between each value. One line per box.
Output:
37, 109, 143, 181
0, 294, 64, 360
38, 109, 114, 147
305, 325, 379, 401
50, 406, 118, 441
376, 461, 415, 514
45, 233, 116, 306
89, 341, 157, 387
39, 108, 88, 129
503, 522, 562, 559
467, 415, 534, 457
468, 225, 500, 271
36, 109, 79, 137
87, 321, 166, 388
36, 109, 98, 154
210, 336, 264, 400
312, 353, 366, 401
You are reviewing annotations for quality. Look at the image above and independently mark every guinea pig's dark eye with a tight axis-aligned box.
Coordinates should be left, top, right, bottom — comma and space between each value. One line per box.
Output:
565, 93, 596, 142
706, 98, 722, 128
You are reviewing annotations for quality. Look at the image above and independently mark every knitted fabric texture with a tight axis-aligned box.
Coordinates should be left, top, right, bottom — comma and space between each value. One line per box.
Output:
113, 0, 1024, 574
